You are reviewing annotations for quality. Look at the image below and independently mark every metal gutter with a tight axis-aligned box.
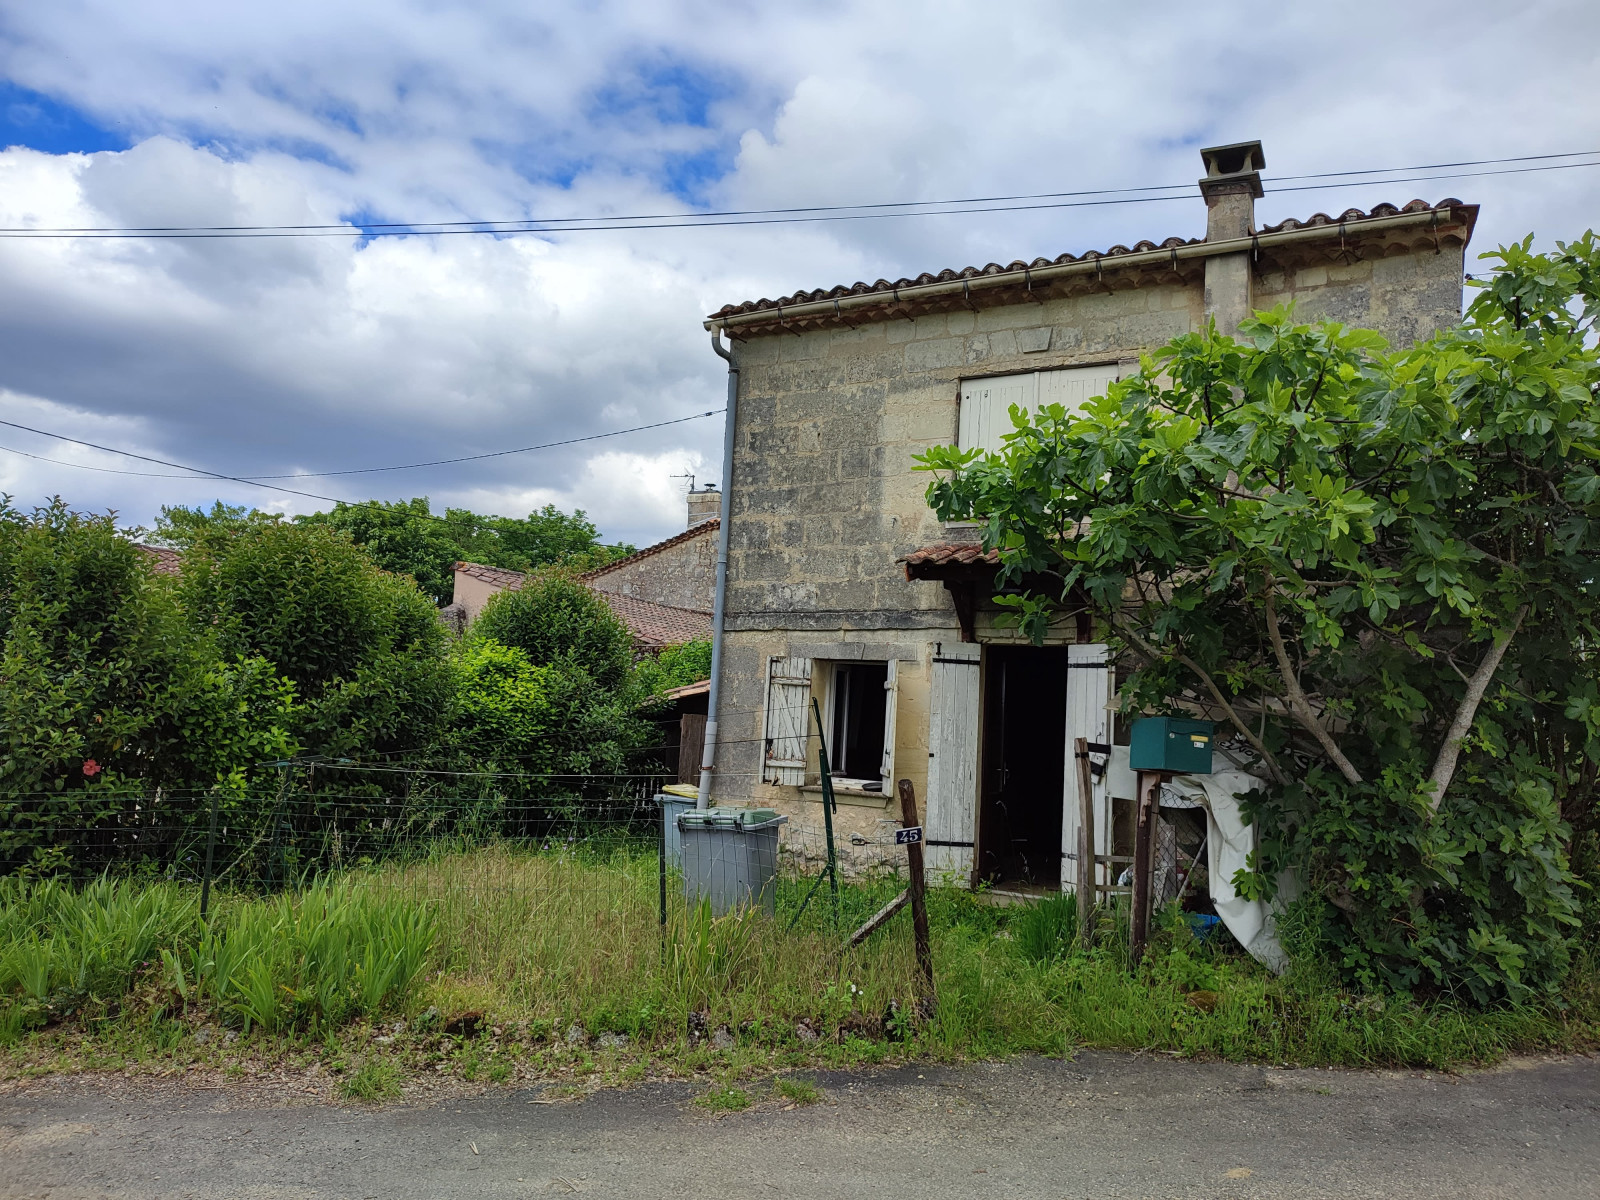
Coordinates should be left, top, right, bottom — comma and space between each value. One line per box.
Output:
697, 327, 739, 809
703, 206, 1460, 332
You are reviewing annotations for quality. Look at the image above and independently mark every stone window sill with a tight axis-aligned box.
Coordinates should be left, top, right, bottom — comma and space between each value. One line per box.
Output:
799, 784, 891, 808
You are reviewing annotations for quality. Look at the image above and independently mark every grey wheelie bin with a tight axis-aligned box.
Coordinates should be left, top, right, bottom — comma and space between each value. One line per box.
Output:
677, 807, 787, 916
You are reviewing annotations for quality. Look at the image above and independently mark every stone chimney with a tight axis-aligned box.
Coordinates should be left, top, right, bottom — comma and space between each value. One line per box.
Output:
1198, 140, 1265, 337
687, 484, 720, 528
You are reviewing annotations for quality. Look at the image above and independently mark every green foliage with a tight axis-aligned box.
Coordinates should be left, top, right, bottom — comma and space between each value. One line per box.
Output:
633, 639, 712, 698
695, 1084, 750, 1111
917, 232, 1600, 1003
1012, 891, 1078, 963
774, 1076, 821, 1104
177, 521, 449, 758
442, 638, 647, 778
340, 1057, 403, 1101
181, 880, 434, 1033
296, 498, 631, 605
0, 501, 295, 872
472, 570, 633, 689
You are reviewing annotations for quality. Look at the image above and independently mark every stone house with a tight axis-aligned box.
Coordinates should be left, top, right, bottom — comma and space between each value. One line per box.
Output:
448, 486, 720, 650
699, 140, 1478, 893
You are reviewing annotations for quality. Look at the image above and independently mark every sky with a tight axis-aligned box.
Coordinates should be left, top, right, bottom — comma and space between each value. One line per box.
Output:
0, 2, 1596, 549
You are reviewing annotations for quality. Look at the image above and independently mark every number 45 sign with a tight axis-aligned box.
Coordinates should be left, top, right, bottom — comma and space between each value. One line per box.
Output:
894, 826, 923, 846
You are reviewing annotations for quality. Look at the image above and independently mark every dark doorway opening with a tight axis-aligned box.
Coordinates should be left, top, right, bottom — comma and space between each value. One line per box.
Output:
978, 646, 1067, 888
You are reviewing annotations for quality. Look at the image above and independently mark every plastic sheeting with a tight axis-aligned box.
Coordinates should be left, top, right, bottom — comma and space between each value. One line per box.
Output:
1165, 770, 1297, 974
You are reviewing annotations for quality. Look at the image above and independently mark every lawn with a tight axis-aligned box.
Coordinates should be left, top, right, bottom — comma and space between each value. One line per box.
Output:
3, 843, 1597, 1095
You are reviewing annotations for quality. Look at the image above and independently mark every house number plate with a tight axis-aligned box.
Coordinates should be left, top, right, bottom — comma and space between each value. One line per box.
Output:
895, 826, 924, 845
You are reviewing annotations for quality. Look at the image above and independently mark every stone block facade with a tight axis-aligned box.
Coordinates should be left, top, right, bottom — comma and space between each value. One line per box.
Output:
702, 169, 1478, 873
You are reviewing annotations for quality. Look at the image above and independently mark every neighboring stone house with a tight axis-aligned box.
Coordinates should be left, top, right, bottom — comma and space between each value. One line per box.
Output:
700, 140, 1478, 893
448, 486, 719, 650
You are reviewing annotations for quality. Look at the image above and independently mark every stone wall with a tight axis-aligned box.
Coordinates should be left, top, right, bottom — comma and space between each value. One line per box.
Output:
585, 524, 717, 613
706, 235, 1469, 854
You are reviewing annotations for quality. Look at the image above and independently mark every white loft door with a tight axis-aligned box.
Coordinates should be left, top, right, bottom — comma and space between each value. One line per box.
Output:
960, 364, 1122, 454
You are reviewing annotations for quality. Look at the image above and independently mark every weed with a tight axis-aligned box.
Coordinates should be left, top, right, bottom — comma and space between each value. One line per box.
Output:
775, 1076, 821, 1105
695, 1084, 750, 1112
339, 1058, 401, 1102
486, 1059, 512, 1084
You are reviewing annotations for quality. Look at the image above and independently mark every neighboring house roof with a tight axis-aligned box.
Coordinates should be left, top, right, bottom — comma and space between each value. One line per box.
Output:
452, 557, 712, 648
581, 518, 718, 582
707, 199, 1477, 335
663, 678, 710, 702
595, 593, 712, 649
453, 560, 528, 589
136, 544, 183, 576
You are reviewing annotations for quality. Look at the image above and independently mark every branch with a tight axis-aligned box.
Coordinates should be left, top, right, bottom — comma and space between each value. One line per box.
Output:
1425, 603, 1530, 817
1113, 613, 1287, 785
1262, 578, 1364, 785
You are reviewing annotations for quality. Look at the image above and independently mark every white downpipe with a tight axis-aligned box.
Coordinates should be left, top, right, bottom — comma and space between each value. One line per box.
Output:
697, 327, 738, 809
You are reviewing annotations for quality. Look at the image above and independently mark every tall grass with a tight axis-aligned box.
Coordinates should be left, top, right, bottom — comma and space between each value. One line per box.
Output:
4, 845, 1596, 1070
1, 874, 432, 1039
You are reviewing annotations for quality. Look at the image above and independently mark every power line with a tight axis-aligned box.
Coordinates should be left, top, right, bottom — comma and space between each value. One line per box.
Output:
244, 410, 721, 479
0, 408, 723, 511
3, 148, 1595, 238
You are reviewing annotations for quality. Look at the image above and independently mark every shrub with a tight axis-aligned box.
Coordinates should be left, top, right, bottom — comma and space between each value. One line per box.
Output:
473, 570, 632, 689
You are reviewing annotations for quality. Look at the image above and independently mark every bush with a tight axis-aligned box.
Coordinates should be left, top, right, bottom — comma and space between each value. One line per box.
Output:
0, 501, 296, 873
634, 639, 712, 698
472, 570, 632, 688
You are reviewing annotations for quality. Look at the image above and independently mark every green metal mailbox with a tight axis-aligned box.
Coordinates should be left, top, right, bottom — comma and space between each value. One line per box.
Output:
1128, 717, 1214, 774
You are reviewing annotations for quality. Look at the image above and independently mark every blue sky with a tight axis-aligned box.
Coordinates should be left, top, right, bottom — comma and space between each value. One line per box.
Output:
0, 1, 1595, 546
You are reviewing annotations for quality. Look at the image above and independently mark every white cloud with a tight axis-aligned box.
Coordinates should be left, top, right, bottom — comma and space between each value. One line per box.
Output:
0, 2, 1596, 545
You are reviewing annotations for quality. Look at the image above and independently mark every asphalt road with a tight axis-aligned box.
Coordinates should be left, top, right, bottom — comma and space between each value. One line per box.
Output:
2, 1052, 1596, 1199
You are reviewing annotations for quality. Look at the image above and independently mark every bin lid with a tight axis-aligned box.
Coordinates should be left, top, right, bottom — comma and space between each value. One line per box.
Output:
678, 806, 786, 830
658, 784, 699, 800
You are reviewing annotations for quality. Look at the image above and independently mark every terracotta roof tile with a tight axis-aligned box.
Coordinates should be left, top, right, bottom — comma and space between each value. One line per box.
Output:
136, 544, 183, 576
710, 200, 1470, 320
897, 543, 1001, 568
598, 593, 712, 648
452, 560, 528, 588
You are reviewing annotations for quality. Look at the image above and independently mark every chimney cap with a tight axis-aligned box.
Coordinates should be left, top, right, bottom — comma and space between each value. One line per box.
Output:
1198, 140, 1265, 201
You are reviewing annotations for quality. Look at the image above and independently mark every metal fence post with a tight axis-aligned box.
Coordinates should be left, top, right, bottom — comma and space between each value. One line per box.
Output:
199, 787, 221, 921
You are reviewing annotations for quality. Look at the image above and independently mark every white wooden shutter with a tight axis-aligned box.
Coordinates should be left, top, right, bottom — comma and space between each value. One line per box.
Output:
762, 655, 813, 786
960, 366, 1120, 454
958, 374, 1036, 453
1060, 643, 1114, 890
878, 658, 900, 791
1037, 364, 1120, 417
925, 641, 981, 881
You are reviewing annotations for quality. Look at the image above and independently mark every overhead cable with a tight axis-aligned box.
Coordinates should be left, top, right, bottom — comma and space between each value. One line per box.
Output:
0, 153, 1596, 240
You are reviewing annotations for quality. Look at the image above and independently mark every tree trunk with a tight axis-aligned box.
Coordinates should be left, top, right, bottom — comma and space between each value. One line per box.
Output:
1263, 581, 1364, 785
1426, 604, 1529, 816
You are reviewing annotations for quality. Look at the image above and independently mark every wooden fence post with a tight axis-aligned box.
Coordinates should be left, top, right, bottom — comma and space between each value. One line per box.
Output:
1073, 737, 1096, 948
897, 778, 935, 1002
1130, 770, 1162, 966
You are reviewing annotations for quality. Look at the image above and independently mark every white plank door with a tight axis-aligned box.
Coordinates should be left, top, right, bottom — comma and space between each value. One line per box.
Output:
925, 641, 981, 882
762, 655, 813, 786
878, 658, 900, 792
1060, 643, 1114, 891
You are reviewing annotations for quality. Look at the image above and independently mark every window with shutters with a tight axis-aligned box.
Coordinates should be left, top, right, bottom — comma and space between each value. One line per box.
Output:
958, 363, 1121, 454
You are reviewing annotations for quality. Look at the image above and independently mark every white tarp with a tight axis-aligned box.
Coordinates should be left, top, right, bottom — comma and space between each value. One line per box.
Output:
1166, 769, 1296, 973
1106, 747, 1295, 972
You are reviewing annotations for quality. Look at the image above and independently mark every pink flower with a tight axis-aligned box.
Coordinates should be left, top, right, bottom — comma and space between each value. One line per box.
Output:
82, 759, 102, 777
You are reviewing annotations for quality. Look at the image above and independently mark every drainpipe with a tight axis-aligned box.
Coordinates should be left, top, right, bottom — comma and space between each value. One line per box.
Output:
697, 326, 738, 809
